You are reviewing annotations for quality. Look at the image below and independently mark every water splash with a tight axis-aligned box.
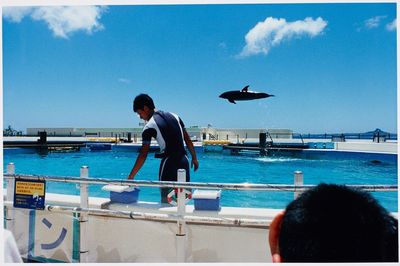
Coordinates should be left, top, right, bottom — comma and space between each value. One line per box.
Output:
255, 157, 302, 163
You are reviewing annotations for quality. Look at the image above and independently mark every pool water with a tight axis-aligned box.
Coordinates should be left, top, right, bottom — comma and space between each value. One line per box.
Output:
3, 149, 398, 212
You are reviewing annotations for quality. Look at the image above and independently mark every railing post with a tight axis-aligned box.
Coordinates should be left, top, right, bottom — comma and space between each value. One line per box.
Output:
79, 166, 89, 262
294, 170, 303, 199
176, 169, 187, 262
177, 169, 187, 215
6, 163, 16, 233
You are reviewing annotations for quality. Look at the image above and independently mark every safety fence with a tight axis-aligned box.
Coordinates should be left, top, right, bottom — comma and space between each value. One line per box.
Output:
3, 162, 398, 262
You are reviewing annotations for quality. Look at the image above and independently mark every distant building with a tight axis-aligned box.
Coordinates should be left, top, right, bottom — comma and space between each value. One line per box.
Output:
27, 127, 143, 138
26, 127, 293, 143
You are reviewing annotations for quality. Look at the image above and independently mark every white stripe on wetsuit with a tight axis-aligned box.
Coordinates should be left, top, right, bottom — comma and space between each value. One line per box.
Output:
159, 157, 169, 180
143, 116, 166, 152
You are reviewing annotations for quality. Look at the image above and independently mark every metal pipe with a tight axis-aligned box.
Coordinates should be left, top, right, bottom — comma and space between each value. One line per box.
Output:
294, 171, 303, 199
6, 163, 15, 234
3, 201, 269, 228
80, 166, 89, 208
79, 166, 89, 262
176, 169, 187, 262
6, 163, 15, 201
177, 169, 186, 215
3, 173, 397, 192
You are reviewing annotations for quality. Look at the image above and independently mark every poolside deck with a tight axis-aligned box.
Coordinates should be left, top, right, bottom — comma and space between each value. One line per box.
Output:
3, 136, 397, 155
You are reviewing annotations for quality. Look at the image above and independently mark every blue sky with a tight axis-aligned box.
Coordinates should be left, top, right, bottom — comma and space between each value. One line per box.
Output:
2, 2, 397, 134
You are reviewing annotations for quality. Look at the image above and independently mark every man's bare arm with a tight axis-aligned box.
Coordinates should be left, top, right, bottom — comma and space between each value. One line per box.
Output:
128, 143, 150, 179
183, 130, 199, 171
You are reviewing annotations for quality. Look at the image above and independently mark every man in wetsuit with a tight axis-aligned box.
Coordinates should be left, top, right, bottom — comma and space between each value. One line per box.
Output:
128, 94, 199, 203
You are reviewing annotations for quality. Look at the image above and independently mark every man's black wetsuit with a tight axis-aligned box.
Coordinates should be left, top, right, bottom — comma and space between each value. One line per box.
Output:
141, 110, 190, 203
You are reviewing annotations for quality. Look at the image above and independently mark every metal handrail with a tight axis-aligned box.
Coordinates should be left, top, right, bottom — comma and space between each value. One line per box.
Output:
3, 173, 398, 192
3, 201, 270, 228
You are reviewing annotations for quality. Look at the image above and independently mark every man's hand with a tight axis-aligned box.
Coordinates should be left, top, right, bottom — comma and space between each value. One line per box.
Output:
191, 158, 199, 171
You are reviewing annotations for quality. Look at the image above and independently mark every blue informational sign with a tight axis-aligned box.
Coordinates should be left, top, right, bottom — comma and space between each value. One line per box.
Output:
14, 178, 46, 210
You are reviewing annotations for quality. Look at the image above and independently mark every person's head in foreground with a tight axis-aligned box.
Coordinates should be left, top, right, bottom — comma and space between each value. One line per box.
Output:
269, 183, 398, 262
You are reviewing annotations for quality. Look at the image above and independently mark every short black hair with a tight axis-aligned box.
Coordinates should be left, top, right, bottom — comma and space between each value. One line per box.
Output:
279, 183, 398, 262
133, 94, 155, 112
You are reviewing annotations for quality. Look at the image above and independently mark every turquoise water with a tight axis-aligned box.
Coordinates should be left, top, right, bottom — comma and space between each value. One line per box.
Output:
3, 149, 398, 212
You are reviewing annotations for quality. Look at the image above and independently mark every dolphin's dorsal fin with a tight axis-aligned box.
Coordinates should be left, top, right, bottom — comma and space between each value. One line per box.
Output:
228, 99, 236, 104
241, 85, 249, 92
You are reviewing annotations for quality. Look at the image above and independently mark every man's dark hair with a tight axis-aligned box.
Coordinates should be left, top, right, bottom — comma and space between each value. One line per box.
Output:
279, 183, 398, 262
133, 94, 155, 112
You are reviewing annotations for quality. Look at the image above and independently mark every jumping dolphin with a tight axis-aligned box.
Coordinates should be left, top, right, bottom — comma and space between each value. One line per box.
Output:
219, 85, 274, 104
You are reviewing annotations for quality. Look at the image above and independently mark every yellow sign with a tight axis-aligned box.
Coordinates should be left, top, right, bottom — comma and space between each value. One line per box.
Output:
16, 181, 45, 196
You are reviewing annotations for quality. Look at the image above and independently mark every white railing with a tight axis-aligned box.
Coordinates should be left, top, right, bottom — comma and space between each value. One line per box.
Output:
3, 172, 397, 192
3, 162, 398, 263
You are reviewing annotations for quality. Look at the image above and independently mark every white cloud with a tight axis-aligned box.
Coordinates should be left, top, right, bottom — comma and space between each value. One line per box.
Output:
238, 17, 327, 58
3, 7, 34, 22
118, 78, 131, 84
3, 6, 107, 39
386, 19, 396, 31
364, 15, 386, 29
